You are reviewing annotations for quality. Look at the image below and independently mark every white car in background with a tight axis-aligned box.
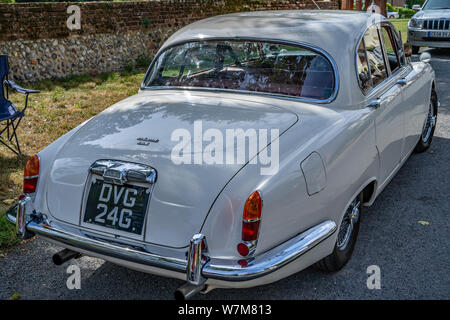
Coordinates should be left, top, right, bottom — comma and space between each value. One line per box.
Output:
6, 11, 438, 299
388, 11, 400, 19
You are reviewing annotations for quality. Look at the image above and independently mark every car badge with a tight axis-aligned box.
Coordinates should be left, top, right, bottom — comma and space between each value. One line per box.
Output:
137, 137, 159, 146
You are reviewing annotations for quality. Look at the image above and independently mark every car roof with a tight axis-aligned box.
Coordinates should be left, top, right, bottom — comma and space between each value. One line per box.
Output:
163, 10, 386, 56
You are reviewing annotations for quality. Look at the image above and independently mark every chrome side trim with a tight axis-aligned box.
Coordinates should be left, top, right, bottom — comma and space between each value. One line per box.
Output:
203, 220, 336, 281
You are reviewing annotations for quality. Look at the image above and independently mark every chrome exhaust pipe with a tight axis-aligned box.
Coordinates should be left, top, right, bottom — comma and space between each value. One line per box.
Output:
174, 283, 207, 300
52, 249, 81, 265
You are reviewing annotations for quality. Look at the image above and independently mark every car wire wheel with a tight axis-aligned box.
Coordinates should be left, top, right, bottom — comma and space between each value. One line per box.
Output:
314, 193, 362, 272
336, 197, 360, 251
414, 89, 438, 153
421, 101, 437, 143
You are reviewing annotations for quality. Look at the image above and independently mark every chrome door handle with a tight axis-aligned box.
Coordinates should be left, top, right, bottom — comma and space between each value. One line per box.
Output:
367, 99, 381, 109
397, 78, 407, 86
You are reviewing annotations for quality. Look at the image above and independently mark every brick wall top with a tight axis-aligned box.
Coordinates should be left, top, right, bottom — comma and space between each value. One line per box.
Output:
0, 0, 338, 41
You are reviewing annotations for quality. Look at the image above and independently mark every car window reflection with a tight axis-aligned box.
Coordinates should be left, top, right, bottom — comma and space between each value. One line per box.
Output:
364, 25, 388, 87
145, 40, 335, 100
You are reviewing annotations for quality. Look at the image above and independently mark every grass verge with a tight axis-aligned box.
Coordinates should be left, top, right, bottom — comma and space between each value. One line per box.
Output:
0, 210, 19, 250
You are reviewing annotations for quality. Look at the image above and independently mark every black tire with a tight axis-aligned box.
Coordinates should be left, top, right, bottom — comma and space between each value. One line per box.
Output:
414, 89, 438, 153
315, 193, 362, 272
412, 46, 420, 54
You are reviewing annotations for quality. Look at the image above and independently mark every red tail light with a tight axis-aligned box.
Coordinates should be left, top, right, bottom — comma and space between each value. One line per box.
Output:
239, 191, 262, 253
242, 220, 261, 241
23, 154, 40, 194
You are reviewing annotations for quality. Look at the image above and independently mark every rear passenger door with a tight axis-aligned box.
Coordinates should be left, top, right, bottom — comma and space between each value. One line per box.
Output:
357, 24, 408, 186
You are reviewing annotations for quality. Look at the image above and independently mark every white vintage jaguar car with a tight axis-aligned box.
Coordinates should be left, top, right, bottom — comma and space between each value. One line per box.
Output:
6, 11, 438, 299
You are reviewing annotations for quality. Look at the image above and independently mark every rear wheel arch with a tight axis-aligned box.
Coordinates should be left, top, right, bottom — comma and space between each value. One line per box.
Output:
362, 180, 377, 206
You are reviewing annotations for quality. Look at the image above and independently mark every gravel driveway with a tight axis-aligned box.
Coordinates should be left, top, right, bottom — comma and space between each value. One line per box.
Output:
1, 49, 449, 300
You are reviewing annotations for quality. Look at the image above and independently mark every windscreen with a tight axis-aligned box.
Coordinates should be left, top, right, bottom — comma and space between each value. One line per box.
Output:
423, 0, 450, 10
144, 40, 335, 100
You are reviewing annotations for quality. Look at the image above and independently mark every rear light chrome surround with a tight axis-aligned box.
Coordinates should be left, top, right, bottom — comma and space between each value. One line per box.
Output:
237, 240, 257, 257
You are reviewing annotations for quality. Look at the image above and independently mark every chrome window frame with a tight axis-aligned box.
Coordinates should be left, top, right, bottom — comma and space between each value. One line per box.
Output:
140, 37, 340, 104
379, 23, 408, 75
389, 24, 407, 66
355, 20, 409, 97
357, 36, 373, 94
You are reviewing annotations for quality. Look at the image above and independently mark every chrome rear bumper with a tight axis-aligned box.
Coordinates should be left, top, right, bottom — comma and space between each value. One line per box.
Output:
5, 197, 336, 283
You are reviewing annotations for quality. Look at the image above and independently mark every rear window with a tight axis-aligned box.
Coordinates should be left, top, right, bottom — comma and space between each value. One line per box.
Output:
144, 40, 336, 100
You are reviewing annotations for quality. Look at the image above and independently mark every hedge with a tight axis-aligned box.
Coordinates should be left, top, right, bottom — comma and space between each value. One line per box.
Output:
387, 3, 417, 19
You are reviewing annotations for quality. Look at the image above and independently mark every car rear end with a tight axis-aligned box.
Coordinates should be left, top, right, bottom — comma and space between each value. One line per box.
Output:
5, 150, 336, 298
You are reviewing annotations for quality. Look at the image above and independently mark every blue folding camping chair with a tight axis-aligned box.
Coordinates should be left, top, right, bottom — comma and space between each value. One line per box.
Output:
0, 55, 40, 155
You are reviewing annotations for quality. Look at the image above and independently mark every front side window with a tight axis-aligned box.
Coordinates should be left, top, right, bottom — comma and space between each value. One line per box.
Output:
390, 26, 406, 67
144, 40, 336, 100
380, 26, 401, 73
363, 25, 388, 87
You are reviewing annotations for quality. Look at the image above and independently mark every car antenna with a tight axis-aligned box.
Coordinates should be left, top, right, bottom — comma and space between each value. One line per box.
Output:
311, 0, 321, 9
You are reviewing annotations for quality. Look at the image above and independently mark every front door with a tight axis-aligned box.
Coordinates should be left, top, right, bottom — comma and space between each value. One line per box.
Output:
361, 24, 405, 185
374, 83, 404, 184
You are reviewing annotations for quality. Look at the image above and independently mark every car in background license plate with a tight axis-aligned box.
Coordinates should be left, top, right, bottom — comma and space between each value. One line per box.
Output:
428, 31, 450, 38
83, 180, 149, 235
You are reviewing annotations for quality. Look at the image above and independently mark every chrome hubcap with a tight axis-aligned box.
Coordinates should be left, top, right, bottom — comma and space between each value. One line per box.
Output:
421, 102, 436, 143
337, 198, 360, 251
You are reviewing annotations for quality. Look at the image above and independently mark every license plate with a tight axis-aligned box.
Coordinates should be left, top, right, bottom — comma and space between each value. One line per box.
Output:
428, 31, 450, 38
83, 180, 149, 235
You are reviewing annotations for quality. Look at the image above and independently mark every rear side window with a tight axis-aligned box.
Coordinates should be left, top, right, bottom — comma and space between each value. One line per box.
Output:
357, 41, 372, 93
391, 27, 406, 66
363, 25, 387, 87
380, 26, 401, 73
